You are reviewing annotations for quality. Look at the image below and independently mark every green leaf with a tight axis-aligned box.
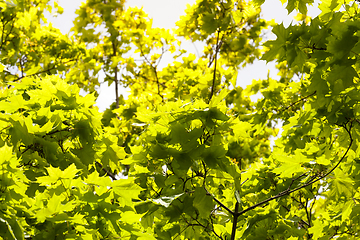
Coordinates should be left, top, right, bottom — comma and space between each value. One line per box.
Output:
308, 219, 324, 240
262, 23, 287, 62
242, 210, 277, 238
232, 120, 251, 139
342, 200, 354, 222
202, 145, 227, 168
37, 164, 79, 185
209, 89, 229, 108
202, 13, 218, 34
208, 107, 230, 121
329, 168, 354, 198
131, 231, 157, 240
285, 0, 314, 14
121, 211, 142, 224
3, 216, 24, 240
25, 65, 42, 75
1, 1, 360, 239
273, 149, 307, 178
111, 178, 143, 205
193, 188, 214, 218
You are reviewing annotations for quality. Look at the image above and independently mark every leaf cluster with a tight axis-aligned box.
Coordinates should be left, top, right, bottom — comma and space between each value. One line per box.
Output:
1, 0, 360, 239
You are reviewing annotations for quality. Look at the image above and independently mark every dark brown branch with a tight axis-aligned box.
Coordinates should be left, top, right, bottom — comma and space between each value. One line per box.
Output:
205, 188, 234, 215
138, 43, 164, 102
20, 144, 34, 155
309, 43, 326, 51
241, 178, 249, 186
193, 218, 223, 239
19, 55, 25, 78
13, 58, 78, 82
173, 202, 223, 240
279, 91, 317, 113
152, 64, 164, 102
235, 121, 353, 217
45, 127, 71, 136
230, 202, 239, 240
288, 172, 308, 190
302, 197, 312, 227
112, 41, 120, 109
307, 196, 316, 227
95, 161, 117, 180
174, 225, 190, 239
281, 204, 310, 228
208, 30, 221, 104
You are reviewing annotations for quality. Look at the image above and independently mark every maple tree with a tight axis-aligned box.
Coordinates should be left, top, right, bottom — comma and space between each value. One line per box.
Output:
0, 0, 360, 239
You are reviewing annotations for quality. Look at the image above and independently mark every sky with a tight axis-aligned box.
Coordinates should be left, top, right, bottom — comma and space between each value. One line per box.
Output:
48, 0, 320, 111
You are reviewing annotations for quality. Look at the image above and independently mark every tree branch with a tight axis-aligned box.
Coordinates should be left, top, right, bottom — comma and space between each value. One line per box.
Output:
235, 121, 353, 217
206, 188, 234, 215
13, 58, 78, 82
278, 91, 317, 113
138, 43, 164, 102
230, 202, 239, 240
112, 41, 120, 109
208, 31, 221, 104
95, 161, 117, 180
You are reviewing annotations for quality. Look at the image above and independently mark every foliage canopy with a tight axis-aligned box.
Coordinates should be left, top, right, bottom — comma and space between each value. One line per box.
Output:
1, 0, 360, 239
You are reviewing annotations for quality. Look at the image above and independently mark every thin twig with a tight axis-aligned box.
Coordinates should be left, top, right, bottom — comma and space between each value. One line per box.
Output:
208, 31, 221, 104
279, 91, 317, 113
112, 41, 120, 109
138, 43, 164, 102
205, 187, 234, 215
95, 161, 117, 180
235, 121, 353, 217
13, 59, 78, 82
